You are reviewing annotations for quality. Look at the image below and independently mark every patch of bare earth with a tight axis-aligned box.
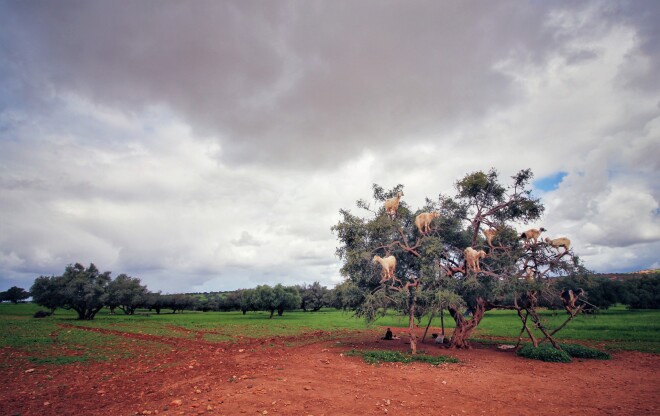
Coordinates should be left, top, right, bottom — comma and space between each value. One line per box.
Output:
0, 326, 657, 416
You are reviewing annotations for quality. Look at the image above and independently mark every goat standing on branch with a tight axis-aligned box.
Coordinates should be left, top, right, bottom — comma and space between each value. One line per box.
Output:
520, 227, 546, 244
415, 212, 440, 235
464, 247, 486, 272
482, 228, 497, 248
545, 237, 571, 254
372, 255, 399, 285
384, 192, 403, 218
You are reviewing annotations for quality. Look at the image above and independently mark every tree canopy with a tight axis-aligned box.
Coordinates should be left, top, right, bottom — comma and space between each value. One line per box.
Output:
0, 286, 30, 303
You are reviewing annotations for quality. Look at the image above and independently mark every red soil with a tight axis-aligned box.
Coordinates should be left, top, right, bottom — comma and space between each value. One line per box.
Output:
1, 326, 658, 416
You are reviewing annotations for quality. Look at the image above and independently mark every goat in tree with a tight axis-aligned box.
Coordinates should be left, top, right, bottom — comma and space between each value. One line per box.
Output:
464, 247, 487, 272
545, 237, 571, 254
482, 228, 498, 248
520, 227, 546, 244
560, 288, 584, 310
415, 212, 440, 235
372, 255, 399, 285
384, 192, 404, 218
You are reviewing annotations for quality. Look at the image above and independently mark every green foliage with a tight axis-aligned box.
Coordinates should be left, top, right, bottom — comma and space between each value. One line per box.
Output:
105, 274, 149, 315
559, 343, 611, 360
298, 282, 330, 311
517, 344, 572, 362
332, 169, 583, 348
0, 286, 30, 303
36, 263, 113, 320
623, 275, 660, 309
346, 349, 459, 365
517, 342, 611, 362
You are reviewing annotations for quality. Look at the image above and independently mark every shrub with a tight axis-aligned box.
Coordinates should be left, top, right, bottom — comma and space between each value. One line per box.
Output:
560, 343, 611, 360
517, 344, 572, 363
33, 310, 52, 318
347, 349, 458, 365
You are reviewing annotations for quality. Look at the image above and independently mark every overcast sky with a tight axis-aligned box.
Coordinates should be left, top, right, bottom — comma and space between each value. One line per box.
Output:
1, 1, 658, 294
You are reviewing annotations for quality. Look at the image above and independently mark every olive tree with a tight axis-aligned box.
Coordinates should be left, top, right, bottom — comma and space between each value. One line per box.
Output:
333, 169, 584, 352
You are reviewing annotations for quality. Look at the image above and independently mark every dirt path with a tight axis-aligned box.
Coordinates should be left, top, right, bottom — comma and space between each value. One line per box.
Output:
1, 326, 658, 416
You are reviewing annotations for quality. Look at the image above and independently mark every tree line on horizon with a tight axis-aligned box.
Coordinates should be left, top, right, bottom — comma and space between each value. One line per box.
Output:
10, 263, 339, 319
0, 262, 657, 318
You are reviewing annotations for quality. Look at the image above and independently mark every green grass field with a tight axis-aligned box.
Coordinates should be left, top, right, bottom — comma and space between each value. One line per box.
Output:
0, 303, 658, 367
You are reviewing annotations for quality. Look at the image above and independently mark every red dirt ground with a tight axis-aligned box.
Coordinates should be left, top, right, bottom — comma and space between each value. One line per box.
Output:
1, 326, 658, 416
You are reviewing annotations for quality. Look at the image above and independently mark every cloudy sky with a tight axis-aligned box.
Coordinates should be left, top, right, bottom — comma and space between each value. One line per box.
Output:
1, 1, 658, 294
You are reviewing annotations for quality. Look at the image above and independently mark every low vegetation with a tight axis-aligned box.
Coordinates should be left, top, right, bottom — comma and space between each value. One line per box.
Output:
346, 349, 459, 365
517, 343, 610, 362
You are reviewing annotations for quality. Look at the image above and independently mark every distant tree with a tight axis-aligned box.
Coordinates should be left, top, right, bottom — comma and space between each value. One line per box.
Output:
1, 286, 30, 303
254, 285, 278, 318
143, 292, 164, 314
196, 294, 220, 312
105, 274, 150, 315
623, 275, 660, 309
164, 294, 197, 313
274, 284, 301, 316
554, 274, 623, 310
30, 263, 112, 320
219, 291, 242, 312
30, 276, 64, 313
298, 282, 329, 311
237, 289, 258, 314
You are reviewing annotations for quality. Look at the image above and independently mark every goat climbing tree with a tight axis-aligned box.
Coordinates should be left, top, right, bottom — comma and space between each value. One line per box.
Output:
332, 168, 586, 351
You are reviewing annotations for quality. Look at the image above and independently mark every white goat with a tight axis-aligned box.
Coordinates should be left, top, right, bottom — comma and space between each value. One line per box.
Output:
482, 228, 497, 247
384, 192, 403, 218
415, 212, 440, 234
372, 255, 398, 284
545, 237, 571, 253
520, 227, 546, 244
464, 247, 486, 272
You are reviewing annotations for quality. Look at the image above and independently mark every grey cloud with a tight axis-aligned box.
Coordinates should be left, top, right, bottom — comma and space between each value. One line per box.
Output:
0, 0, 575, 168
232, 231, 263, 247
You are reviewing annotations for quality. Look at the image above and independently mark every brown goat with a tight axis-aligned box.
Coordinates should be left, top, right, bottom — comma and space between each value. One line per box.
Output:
384, 192, 403, 218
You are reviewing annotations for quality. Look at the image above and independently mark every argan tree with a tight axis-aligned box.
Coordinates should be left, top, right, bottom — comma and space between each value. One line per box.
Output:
105, 274, 149, 315
333, 169, 584, 351
32, 263, 112, 320
0, 286, 30, 303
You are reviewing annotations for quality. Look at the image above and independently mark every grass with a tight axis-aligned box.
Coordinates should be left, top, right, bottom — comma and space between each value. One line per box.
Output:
472, 305, 660, 353
0, 302, 657, 368
346, 349, 459, 365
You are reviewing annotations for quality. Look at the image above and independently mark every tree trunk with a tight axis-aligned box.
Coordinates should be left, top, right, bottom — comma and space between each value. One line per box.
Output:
408, 285, 418, 354
440, 308, 445, 336
277, 307, 284, 316
447, 297, 487, 348
422, 313, 434, 342
269, 309, 275, 319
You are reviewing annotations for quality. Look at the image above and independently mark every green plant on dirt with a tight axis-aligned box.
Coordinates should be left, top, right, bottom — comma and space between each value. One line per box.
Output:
517, 342, 610, 362
346, 349, 458, 365
517, 344, 572, 362
559, 343, 611, 360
